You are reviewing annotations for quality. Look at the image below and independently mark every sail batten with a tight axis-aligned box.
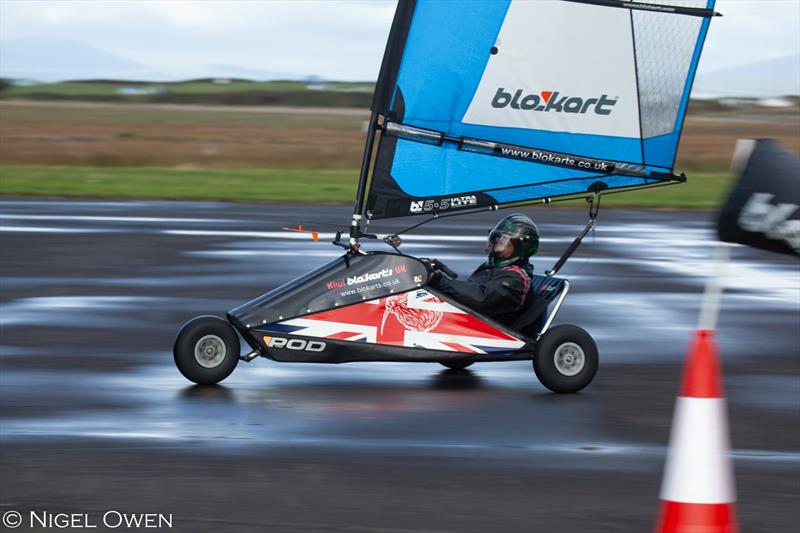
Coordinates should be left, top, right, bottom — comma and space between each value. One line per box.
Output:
365, 0, 715, 220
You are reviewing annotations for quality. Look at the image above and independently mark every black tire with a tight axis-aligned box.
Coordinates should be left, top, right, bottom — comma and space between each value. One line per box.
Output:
533, 324, 598, 393
173, 315, 240, 385
440, 360, 474, 370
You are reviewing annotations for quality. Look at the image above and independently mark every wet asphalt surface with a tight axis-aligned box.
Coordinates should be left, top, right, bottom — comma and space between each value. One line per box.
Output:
0, 198, 798, 532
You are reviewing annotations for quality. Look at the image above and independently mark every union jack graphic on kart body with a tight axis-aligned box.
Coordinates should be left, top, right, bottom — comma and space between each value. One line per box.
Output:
271, 289, 526, 354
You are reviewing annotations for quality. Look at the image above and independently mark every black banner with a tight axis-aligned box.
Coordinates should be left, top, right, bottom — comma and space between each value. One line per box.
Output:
717, 139, 800, 256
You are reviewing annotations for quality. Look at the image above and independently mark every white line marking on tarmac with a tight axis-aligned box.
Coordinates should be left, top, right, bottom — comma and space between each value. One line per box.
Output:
164, 230, 558, 243
0, 225, 569, 245
0, 226, 118, 234
188, 250, 342, 258
0, 214, 233, 224
163, 229, 489, 241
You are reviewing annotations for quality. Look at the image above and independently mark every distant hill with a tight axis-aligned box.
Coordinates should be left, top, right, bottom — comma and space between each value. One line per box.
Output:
0, 39, 303, 82
5, 38, 798, 97
0, 39, 145, 82
693, 55, 800, 98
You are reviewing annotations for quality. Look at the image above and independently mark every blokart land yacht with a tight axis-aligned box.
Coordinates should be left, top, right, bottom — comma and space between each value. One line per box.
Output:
173, 0, 719, 392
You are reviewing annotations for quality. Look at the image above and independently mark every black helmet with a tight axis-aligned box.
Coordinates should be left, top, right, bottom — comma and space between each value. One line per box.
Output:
486, 213, 540, 267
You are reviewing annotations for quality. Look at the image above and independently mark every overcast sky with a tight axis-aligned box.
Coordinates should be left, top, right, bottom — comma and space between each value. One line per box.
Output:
1, 0, 798, 80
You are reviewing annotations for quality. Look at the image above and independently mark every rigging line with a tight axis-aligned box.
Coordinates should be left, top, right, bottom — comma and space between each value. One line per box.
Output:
395, 214, 440, 234
563, 193, 601, 281
544, 193, 599, 277
561, 226, 595, 282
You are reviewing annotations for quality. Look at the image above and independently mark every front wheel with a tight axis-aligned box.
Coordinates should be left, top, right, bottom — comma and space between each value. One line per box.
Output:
174, 315, 240, 385
533, 324, 598, 393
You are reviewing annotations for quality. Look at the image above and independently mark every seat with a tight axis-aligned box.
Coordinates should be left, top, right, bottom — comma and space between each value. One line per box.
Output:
510, 274, 568, 336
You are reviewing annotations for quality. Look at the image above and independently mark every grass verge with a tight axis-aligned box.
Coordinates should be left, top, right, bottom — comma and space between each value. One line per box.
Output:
0, 165, 358, 203
0, 164, 732, 208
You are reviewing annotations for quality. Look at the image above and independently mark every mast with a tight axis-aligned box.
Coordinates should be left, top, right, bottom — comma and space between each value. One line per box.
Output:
349, 111, 379, 245
348, 0, 416, 246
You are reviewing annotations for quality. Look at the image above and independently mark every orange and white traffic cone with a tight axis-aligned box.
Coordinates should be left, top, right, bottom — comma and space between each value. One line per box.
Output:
654, 328, 739, 533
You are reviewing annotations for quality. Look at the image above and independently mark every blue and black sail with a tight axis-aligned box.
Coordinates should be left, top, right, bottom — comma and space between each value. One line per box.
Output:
362, 0, 718, 220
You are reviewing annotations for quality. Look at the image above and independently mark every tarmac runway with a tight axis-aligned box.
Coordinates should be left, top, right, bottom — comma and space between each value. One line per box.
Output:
1, 198, 798, 532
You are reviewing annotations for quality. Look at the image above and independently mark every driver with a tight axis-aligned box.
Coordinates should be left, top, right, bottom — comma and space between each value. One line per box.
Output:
425, 213, 539, 326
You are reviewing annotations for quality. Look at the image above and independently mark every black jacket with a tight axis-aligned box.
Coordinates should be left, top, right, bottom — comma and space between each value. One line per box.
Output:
429, 260, 533, 326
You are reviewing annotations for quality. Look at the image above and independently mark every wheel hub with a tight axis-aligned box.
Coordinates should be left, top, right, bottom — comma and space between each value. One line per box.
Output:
554, 342, 585, 376
194, 335, 226, 369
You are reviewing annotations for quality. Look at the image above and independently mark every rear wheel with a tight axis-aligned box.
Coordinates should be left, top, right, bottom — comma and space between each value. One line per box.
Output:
533, 324, 597, 393
174, 316, 240, 385
440, 360, 474, 370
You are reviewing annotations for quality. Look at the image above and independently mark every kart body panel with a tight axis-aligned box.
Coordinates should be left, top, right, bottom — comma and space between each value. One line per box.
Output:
227, 251, 564, 364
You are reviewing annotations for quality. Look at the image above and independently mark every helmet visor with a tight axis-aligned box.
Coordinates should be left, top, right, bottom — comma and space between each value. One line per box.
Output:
486, 232, 512, 255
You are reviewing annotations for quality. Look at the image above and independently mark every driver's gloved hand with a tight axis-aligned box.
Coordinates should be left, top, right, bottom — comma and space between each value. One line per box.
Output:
428, 268, 443, 287
418, 258, 457, 288
418, 257, 437, 272
418, 258, 442, 286
430, 259, 457, 279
